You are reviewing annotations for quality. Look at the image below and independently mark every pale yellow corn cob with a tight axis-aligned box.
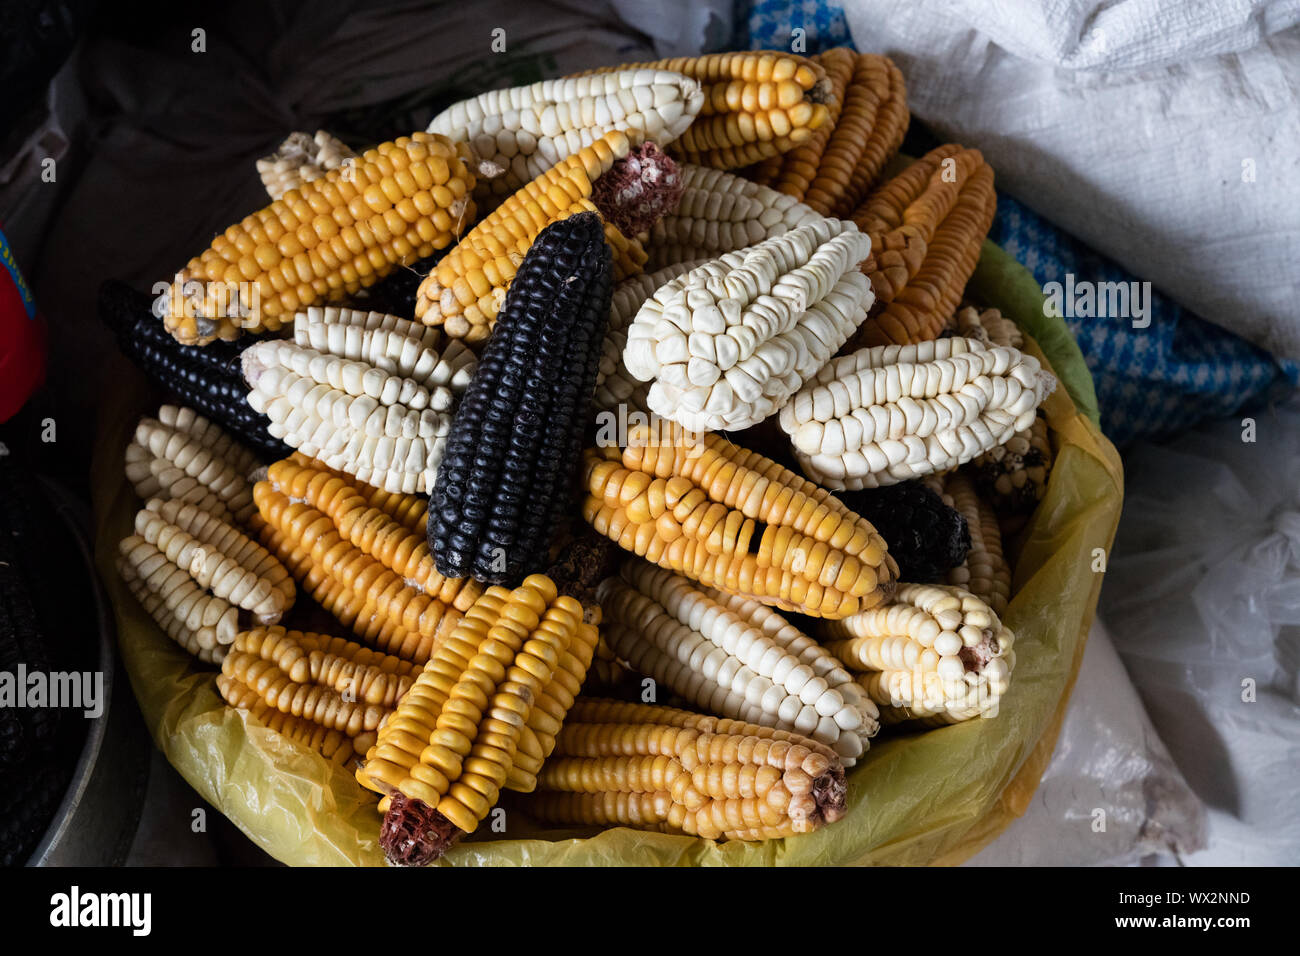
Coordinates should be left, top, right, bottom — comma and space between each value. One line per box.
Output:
821, 582, 1014, 725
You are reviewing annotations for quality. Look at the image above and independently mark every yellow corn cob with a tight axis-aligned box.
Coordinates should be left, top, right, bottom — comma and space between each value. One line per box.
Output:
745, 49, 853, 192
930, 472, 1012, 615
574, 52, 833, 169
217, 673, 359, 765
252, 457, 481, 664
233, 625, 418, 707
256, 130, 356, 201
645, 163, 822, 271
221, 648, 389, 736
357, 575, 599, 864
846, 144, 996, 349
427, 70, 704, 200
581, 418, 897, 618
821, 583, 1014, 725
159, 132, 476, 345
598, 559, 879, 763
412, 130, 660, 343
527, 698, 847, 840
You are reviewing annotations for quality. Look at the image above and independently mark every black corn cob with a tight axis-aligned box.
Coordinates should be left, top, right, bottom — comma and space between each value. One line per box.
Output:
429, 212, 613, 584
835, 480, 970, 583
98, 281, 291, 461
0, 762, 66, 866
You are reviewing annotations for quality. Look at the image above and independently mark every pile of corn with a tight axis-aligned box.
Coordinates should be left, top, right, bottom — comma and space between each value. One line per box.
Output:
110, 47, 1066, 864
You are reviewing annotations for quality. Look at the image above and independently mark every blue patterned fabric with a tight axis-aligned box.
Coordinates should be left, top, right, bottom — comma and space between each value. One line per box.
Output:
740, 0, 1299, 446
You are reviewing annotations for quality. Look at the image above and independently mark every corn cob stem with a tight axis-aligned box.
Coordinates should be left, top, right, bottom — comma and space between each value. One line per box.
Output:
624, 217, 874, 431
778, 337, 1056, 490
581, 419, 897, 618
528, 698, 847, 839
645, 163, 822, 271
598, 560, 879, 762
821, 583, 1014, 724
159, 132, 476, 345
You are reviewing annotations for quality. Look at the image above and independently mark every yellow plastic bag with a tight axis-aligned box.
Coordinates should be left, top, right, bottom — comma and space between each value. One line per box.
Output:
91, 240, 1123, 866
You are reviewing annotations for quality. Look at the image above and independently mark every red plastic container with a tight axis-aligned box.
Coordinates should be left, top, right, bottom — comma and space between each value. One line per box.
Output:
0, 223, 46, 422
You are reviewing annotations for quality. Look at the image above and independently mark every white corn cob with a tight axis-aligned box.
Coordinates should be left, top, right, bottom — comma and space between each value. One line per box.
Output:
131, 409, 257, 523
427, 70, 703, 199
822, 583, 1015, 725
779, 337, 1056, 490
243, 308, 476, 494
134, 498, 295, 623
646, 164, 823, 270
593, 259, 707, 415
624, 217, 873, 432
598, 561, 879, 764
256, 130, 356, 201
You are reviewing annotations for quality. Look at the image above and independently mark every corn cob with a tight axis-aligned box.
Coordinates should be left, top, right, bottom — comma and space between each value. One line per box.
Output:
0, 763, 67, 867
779, 337, 1056, 490
217, 673, 360, 766
254, 456, 481, 664
599, 560, 879, 762
100, 281, 291, 461
527, 698, 847, 840
243, 307, 477, 494
234, 625, 419, 706
256, 130, 356, 201
221, 649, 388, 737
645, 164, 822, 271
821, 583, 1014, 724
624, 217, 874, 431
952, 304, 1022, 350
429, 212, 613, 584
125, 405, 258, 524
745, 49, 853, 190
594, 260, 707, 415
969, 411, 1053, 530
412, 132, 677, 343
574, 52, 834, 170
844, 144, 996, 349
158, 132, 476, 345
929, 472, 1012, 616
357, 574, 600, 864
749, 51, 908, 219
581, 419, 897, 618
427, 70, 704, 200
835, 480, 969, 583
133, 497, 294, 622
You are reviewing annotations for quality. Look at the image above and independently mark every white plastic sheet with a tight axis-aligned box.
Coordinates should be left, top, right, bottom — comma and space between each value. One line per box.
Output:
1099, 394, 1300, 864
